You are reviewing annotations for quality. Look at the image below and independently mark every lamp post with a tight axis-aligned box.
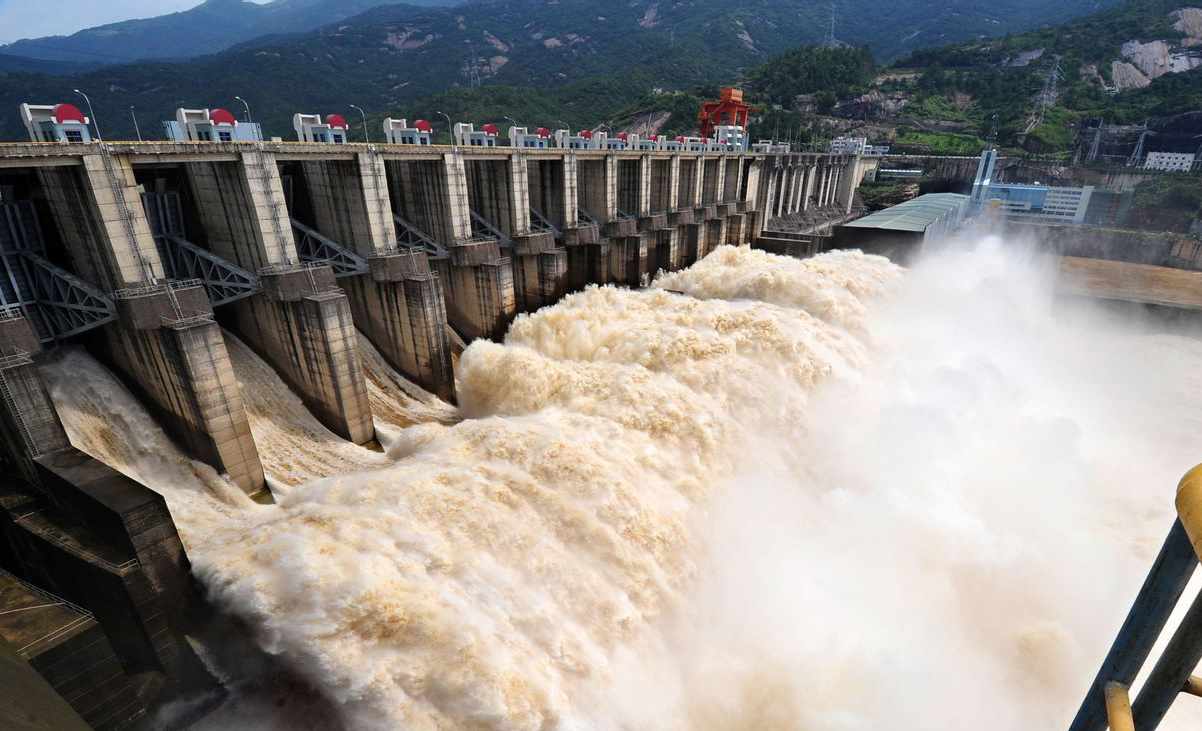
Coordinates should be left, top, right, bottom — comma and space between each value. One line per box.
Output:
130, 106, 142, 142
350, 105, 370, 143
504, 115, 519, 145
72, 89, 100, 142
233, 96, 252, 123
436, 111, 454, 148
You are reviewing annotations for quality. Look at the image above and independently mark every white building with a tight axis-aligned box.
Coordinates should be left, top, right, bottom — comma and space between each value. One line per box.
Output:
509, 126, 552, 148
384, 118, 432, 145
453, 122, 499, 147
19, 102, 92, 143
713, 125, 748, 151
553, 128, 596, 149
970, 149, 1092, 223
1144, 151, 1197, 173
164, 108, 262, 142
293, 113, 349, 143
752, 140, 790, 154
829, 136, 868, 155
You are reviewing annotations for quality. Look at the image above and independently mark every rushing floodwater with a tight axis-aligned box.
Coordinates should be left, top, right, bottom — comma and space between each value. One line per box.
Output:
39, 240, 1202, 730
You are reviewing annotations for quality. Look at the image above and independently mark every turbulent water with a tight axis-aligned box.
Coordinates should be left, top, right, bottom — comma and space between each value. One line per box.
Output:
38, 241, 1202, 730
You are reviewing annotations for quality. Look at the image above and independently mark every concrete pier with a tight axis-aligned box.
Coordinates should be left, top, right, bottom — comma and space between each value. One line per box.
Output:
182, 155, 373, 444
0, 569, 146, 731
103, 284, 264, 492
30, 152, 267, 495
0, 316, 70, 483
290, 153, 455, 400
387, 153, 516, 341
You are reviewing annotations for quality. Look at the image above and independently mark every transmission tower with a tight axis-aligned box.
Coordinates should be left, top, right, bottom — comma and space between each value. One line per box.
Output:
1022, 54, 1061, 135
1127, 121, 1149, 167
467, 42, 481, 89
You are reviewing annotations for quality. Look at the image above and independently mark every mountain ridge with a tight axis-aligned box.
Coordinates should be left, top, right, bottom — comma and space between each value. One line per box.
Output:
0, 0, 1125, 142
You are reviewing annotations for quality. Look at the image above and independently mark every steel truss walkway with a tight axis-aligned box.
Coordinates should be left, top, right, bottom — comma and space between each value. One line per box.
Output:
141, 190, 260, 306
0, 198, 114, 343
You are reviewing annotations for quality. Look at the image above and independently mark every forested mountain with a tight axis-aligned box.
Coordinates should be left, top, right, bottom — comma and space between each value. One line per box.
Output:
0, 0, 1122, 141
882, 0, 1202, 153
0, 0, 463, 66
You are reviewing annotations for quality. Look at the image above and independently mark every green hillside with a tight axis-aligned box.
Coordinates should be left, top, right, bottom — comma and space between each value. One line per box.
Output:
0, 0, 1123, 142
887, 0, 1202, 153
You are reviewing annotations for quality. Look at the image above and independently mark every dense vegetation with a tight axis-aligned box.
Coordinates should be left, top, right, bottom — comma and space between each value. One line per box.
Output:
745, 46, 877, 107
0, 0, 1125, 141
878, 0, 1202, 154
901, 0, 1185, 71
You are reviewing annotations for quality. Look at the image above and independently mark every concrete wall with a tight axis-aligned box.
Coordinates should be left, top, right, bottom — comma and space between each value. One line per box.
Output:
95, 289, 264, 495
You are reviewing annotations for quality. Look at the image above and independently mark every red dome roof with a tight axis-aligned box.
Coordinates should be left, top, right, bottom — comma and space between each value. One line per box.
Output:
649, 134, 659, 142
325, 113, 348, 130
482, 123, 499, 136
414, 119, 432, 133
536, 127, 551, 138
580, 129, 593, 139
676, 135, 685, 143
51, 103, 87, 125
209, 108, 237, 126
617, 131, 628, 141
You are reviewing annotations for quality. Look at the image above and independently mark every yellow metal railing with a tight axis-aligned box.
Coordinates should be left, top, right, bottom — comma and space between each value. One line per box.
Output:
1074, 464, 1202, 731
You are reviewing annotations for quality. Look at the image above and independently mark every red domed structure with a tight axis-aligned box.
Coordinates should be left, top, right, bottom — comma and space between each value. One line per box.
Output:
209, 108, 237, 126
51, 103, 87, 125
325, 114, 348, 130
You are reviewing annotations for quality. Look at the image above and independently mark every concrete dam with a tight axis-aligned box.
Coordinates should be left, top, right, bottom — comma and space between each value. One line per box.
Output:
0, 140, 871, 729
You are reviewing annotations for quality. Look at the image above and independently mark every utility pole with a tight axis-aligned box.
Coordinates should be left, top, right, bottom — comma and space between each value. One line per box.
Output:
350, 104, 370, 143
72, 89, 100, 142
437, 111, 455, 148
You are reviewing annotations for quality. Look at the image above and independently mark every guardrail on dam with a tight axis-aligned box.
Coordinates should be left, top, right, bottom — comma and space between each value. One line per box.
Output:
0, 139, 869, 729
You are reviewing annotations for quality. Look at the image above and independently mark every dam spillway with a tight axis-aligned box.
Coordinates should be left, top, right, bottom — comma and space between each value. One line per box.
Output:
1, 138, 1200, 730
0, 139, 868, 728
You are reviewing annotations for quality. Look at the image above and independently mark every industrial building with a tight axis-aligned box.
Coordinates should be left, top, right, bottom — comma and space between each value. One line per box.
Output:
18, 103, 92, 143
293, 113, 350, 143
1144, 151, 1197, 172
971, 148, 1093, 224
832, 192, 969, 255
384, 118, 433, 145
830, 136, 890, 156
164, 107, 263, 142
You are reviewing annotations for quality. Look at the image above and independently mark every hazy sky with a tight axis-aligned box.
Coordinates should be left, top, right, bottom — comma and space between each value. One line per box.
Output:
0, 0, 213, 44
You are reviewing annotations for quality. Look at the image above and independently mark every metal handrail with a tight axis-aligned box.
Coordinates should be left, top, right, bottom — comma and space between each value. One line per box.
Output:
1072, 464, 1202, 731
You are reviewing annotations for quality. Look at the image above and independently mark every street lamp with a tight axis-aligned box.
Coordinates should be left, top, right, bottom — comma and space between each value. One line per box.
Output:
72, 89, 100, 142
130, 106, 142, 142
233, 96, 252, 123
504, 115, 519, 144
350, 104, 370, 143
436, 111, 454, 148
